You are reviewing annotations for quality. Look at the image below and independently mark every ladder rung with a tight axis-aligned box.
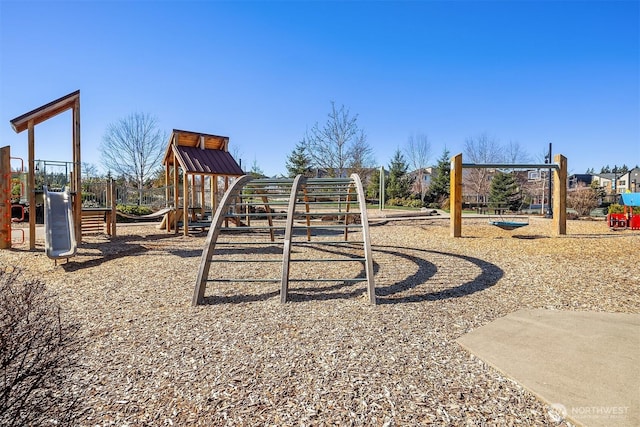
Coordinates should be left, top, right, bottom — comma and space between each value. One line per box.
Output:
206, 278, 280, 283
290, 258, 366, 262
211, 259, 282, 263
216, 241, 283, 245
288, 278, 367, 283
291, 224, 362, 229
222, 225, 286, 230
295, 240, 364, 245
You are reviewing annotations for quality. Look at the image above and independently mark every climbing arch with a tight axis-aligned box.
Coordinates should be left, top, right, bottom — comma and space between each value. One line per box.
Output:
193, 174, 376, 305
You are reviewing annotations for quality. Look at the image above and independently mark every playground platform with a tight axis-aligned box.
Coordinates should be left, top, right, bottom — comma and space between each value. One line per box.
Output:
457, 309, 639, 427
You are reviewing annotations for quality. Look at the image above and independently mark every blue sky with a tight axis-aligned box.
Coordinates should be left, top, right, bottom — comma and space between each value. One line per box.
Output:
1, 0, 638, 177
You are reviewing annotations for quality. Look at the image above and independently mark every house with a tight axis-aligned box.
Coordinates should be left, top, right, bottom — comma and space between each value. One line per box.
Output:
627, 167, 640, 193
593, 171, 634, 194
568, 174, 593, 190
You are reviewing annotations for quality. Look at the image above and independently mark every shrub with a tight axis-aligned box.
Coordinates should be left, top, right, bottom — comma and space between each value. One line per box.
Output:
0, 269, 81, 426
117, 204, 153, 216
405, 199, 424, 208
116, 204, 155, 222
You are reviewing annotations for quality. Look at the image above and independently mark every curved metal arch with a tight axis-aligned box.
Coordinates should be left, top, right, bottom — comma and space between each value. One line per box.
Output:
193, 175, 254, 306
280, 174, 307, 303
350, 173, 376, 304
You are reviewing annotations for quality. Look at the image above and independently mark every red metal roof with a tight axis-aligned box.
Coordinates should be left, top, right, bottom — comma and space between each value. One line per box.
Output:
174, 145, 244, 176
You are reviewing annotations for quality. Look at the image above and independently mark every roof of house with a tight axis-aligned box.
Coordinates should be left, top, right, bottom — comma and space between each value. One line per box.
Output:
163, 129, 243, 176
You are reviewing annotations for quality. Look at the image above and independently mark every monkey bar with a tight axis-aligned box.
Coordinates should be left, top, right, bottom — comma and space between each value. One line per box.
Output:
193, 174, 376, 305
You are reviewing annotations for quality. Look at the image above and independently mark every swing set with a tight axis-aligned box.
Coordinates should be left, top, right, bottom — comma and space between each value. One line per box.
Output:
487, 205, 530, 230
449, 153, 568, 237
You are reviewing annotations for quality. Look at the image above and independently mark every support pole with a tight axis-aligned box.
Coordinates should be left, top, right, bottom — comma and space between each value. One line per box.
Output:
379, 166, 385, 210
72, 97, 82, 244
183, 171, 189, 236
553, 154, 567, 235
0, 146, 11, 249
450, 153, 462, 237
28, 120, 35, 250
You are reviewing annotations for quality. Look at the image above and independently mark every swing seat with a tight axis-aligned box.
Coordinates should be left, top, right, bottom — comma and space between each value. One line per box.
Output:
489, 220, 528, 231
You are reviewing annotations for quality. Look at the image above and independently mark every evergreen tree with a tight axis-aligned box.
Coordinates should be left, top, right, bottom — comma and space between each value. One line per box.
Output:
488, 171, 522, 211
285, 142, 312, 178
426, 148, 450, 204
385, 149, 410, 199
367, 168, 382, 199
249, 159, 265, 178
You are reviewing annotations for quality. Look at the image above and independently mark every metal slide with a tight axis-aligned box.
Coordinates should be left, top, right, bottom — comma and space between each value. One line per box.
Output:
43, 186, 77, 260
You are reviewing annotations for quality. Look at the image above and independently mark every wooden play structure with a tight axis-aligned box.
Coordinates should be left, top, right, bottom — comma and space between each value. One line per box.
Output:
193, 174, 376, 306
8, 91, 82, 250
4, 90, 116, 252
0, 146, 13, 249
162, 129, 244, 235
450, 153, 568, 237
607, 193, 640, 230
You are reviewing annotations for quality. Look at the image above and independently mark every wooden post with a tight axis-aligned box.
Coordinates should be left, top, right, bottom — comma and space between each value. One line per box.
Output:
0, 146, 11, 249
165, 162, 170, 210
28, 120, 36, 250
172, 162, 179, 234
200, 174, 205, 217
209, 175, 216, 213
109, 178, 117, 237
72, 97, 82, 244
183, 171, 189, 236
553, 154, 567, 236
450, 153, 462, 237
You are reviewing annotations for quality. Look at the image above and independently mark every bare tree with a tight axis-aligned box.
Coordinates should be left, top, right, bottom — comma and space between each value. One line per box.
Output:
304, 102, 373, 177
567, 184, 599, 216
347, 131, 375, 178
81, 162, 99, 180
100, 112, 167, 204
503, 141, 531, 164
404, 133, 431, 202
463, 133, 503, 203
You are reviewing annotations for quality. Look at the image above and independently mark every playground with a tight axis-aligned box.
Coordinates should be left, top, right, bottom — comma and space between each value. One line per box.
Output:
2, 91, 639, 425
2, 216, 638, 426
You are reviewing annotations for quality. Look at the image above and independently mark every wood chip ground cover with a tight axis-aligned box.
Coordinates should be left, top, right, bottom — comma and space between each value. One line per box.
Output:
2, 218, 638, 426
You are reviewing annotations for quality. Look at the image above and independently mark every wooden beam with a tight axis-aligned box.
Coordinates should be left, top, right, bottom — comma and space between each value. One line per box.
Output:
183, 171, 189, 236
450, 153, 462, 237
28, 120, 35, 250
553, 154, 567, 236
72, 98, 82, 244
200, 174, 205, 216
173, 159, 179, 234
0, 146, 11, 249
10, 90, 80, 133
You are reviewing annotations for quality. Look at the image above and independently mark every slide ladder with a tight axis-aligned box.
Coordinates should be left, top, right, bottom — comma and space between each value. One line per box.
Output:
43, 186, 77, 261
193, 174, 375, 305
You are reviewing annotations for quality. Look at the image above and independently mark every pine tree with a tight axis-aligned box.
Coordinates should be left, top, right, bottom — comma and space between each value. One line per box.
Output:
285, 142, 312, 178
367, 168, 381, 199
426, 148, 450, 204
488, 171, 522, 211
386, 149, 410, 199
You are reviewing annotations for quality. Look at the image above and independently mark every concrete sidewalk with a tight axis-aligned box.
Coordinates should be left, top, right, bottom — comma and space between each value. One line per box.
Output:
457, 309, 640, 427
